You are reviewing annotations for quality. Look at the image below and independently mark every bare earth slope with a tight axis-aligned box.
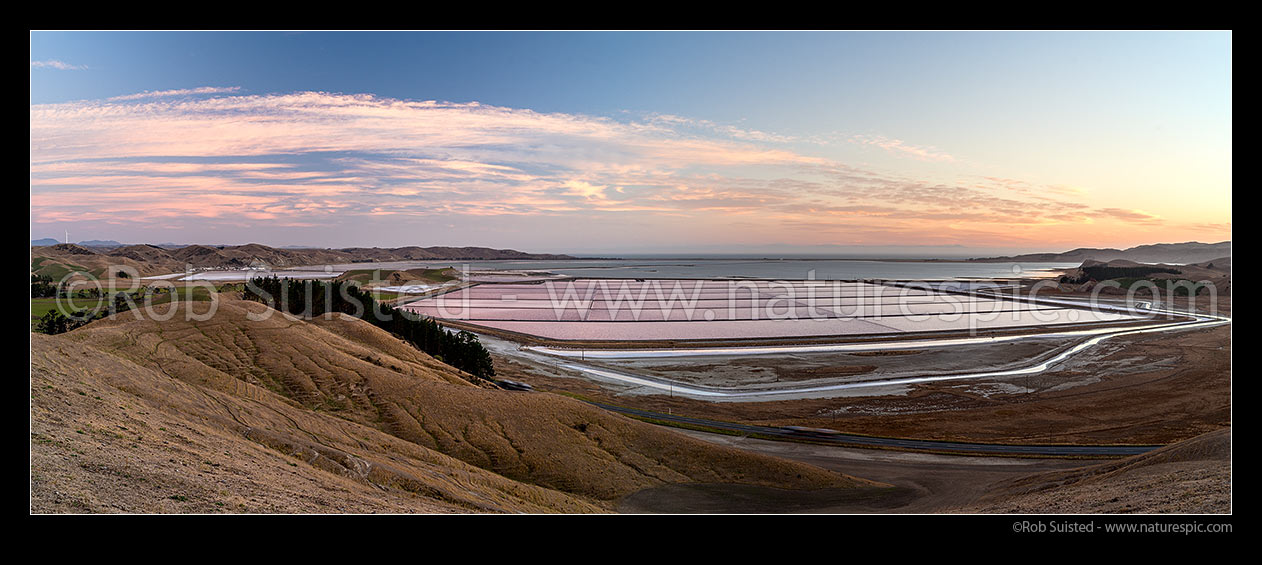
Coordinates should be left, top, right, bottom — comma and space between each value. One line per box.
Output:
33, 297, 873, 512
957, 428, 1231, 513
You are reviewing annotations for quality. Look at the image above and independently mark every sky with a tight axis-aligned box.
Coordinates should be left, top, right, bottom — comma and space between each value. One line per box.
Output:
30, 31, 1232, 255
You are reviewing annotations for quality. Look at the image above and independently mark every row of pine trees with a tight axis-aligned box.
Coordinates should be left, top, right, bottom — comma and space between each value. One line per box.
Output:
241, 276, 495, 380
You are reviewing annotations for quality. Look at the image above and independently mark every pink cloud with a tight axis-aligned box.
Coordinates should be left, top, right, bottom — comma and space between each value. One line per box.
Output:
29, 90, 1226, 248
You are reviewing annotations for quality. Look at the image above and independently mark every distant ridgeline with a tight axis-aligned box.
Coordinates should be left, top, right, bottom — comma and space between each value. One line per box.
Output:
241, 276, 495, 380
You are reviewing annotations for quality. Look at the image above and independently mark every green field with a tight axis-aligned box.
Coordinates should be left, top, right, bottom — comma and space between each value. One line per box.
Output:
339, 267, 458, 285
30, 298, 89, 319
336, 269, 378, 283
31, 254, 136, 282
32, 260, 91, 281
413, 267, 459, 283
31, 286, 220, 330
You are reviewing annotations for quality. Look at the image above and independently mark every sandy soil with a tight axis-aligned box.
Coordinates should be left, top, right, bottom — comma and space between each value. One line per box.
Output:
579, 337, 1070, 389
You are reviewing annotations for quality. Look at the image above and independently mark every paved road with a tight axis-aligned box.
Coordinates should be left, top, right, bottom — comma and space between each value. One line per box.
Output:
587, 400, 1161, 456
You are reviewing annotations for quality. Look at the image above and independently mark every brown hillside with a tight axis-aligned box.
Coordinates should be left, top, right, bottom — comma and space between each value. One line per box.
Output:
107, 244, 177, 265
54, 298, 873, 505
33, 245, 168, 279
1195, 256, 1231, 271
958, 428, 1231, 514
46, 243, 97, 255
170, 244, 238, 267
31, 334, 604, 513
1070, 258, 1231, 296
33, 243, 577, 279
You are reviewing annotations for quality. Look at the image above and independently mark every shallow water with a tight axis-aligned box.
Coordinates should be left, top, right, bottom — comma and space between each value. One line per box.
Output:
142, 258, 1076, 284
142, 269, 343, 282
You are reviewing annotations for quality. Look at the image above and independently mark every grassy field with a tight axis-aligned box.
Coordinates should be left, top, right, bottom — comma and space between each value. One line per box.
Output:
337, 269, 380, 284
339, 267, 459, 285
413, 267, 459, 283
31, 286, 221, 329
32, 260, 90, 281
30, 298, 88, 320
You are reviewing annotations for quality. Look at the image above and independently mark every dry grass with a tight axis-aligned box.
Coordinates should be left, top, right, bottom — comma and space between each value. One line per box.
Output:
31, 335, 600, 513
32, 297, 872, 512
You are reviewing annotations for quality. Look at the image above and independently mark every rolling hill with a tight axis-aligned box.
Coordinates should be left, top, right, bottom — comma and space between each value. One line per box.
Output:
29, 240, 577, 282
30, 242, 578, 281
31, 244, 163, 280
31, 296, 877, 512
957, 428, 1231, 513
1056, 257, 1231, 295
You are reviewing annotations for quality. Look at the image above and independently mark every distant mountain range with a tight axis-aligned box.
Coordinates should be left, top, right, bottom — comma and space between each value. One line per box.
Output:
31, 238, 126, 247
970, 241, 1231, 266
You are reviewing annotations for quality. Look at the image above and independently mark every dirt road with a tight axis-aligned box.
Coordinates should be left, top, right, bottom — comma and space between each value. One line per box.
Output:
619, 428, 1095, 513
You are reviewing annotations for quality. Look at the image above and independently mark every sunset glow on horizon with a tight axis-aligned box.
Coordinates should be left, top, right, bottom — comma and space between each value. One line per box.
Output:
30, 31, 1231, 254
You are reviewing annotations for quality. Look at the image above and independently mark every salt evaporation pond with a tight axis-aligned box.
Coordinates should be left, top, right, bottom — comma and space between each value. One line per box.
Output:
403, 279, 1147, 342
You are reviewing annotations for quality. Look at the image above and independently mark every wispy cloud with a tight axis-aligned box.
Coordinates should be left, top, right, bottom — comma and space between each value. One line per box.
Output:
106, 86, 243, 101
646, 113, 797, 143
1093, 208, 1162, 224
850, 134, 955, 162
30, 60, 87, 71
28, 90, 1222, 248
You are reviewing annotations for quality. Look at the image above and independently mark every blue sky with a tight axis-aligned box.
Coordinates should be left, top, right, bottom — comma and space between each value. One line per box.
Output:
30, 31, 1231, 253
